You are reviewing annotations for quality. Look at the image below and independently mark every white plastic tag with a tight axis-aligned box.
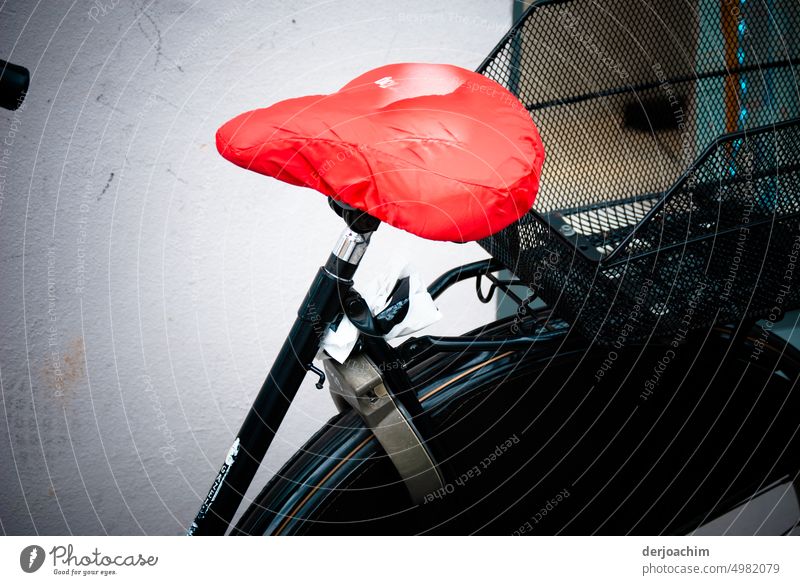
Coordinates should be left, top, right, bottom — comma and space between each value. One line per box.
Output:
321, 259, 442, 363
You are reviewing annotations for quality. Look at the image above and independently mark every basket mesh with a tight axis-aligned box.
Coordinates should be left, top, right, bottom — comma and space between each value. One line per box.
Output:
478, 0, 800, 342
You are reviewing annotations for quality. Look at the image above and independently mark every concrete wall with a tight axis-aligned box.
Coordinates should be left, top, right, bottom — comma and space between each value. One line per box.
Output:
0, 0, 510, 535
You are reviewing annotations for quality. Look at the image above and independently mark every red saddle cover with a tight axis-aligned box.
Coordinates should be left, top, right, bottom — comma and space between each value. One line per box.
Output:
216, 63, 544, 242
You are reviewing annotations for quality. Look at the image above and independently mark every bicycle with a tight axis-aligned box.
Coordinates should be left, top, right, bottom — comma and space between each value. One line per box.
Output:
189, 0, 800, 535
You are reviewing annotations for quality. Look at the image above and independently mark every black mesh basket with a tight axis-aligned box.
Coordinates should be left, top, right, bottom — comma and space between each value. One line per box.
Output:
478, 0, 800, 343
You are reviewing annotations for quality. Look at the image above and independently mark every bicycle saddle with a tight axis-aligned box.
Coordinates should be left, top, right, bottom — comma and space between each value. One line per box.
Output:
216, 63, 545, 242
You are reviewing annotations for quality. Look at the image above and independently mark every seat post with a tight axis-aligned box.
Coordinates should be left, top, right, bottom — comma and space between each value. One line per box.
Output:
324, 227, 373, 281
324, 201, 380, 280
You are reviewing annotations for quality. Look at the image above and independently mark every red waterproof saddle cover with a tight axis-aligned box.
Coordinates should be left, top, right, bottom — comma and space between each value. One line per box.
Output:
216, 63, 544, 242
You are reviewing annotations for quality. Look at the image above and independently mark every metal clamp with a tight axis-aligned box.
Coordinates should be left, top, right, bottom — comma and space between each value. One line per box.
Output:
323, 353, 444, 504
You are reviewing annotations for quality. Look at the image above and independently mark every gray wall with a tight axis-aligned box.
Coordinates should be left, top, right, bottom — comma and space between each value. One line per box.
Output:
0, 0, 510, 535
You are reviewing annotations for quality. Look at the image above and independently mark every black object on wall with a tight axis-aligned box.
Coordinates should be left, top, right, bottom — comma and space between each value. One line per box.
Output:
0, 59, 29, 110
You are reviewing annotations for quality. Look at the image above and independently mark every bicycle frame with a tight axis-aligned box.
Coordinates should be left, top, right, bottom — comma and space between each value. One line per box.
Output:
188, 225, 373, 535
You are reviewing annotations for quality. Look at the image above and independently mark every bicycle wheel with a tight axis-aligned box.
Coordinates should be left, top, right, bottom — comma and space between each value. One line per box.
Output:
233, 315, 800, 535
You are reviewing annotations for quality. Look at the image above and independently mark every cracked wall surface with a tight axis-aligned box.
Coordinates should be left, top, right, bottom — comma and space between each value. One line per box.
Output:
0, 0, 510, 535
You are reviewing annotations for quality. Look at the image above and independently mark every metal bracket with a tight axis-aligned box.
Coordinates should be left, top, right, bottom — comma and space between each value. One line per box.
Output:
322, 353, 444, 504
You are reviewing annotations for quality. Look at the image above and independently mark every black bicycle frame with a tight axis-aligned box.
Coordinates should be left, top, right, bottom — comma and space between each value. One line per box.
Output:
188, 225, 371, 535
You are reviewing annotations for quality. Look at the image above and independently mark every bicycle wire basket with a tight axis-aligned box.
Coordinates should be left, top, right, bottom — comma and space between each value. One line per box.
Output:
477, 0, 800, 343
